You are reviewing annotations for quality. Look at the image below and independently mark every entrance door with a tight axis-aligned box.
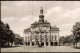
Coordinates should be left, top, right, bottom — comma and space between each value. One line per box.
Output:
54, 42, 58, 46
50, 42, 53, 46
32, 42, 34, 46
42, 42, 44, 46
26, 42, 28, 46
46, 42, 48, 46
28, 42, 30, 46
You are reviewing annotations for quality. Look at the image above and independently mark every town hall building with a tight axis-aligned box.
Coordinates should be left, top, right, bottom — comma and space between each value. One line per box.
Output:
24, 7, 60, 47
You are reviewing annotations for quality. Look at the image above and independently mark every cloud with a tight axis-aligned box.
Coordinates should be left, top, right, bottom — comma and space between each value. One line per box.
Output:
1, 17, 24, 36
48, 6, 62, 12
14, 1, 27, 7
20, 15, 38, 22
20, 15, 38, 23
1, 15, 39, 37
1, 1, 80, 37
2, 17, 15, 22
45, 6, 80, 36
62, 8, 80, 18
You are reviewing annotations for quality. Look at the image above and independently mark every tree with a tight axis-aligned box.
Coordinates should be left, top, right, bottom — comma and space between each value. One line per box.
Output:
59, 35, 74, 46
1, 21, 15, 47
59, 36, 65, 45
72, 21, 80, 48
6, 30, 15, 46
0, 21, 6, 47
14, 34, 23, 46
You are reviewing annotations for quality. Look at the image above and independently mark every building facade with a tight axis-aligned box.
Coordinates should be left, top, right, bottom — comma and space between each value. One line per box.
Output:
24, 7, 59, 46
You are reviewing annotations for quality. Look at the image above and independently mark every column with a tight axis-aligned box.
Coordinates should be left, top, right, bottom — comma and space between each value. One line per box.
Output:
44, 36, 46, 46
48, 37, 50, 46
24, 34, 25, 43
24, 34, 26, 46
53, 41, 54, 46
58, 31, 59, 46
30, 42, 32, 46
48, 32, 50, 46
48, 42, 50, 46
44, 42, 46, 46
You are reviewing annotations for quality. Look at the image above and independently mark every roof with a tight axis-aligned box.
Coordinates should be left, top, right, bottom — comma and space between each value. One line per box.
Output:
31, 21, 38, 25
24, 28, 31, 32
31, 20, 51, 28
51, 25, 59, 29
31, 20, 50, 25
39, 20, 50, 24
50, 29, 59, 31
50, 25, 59, 31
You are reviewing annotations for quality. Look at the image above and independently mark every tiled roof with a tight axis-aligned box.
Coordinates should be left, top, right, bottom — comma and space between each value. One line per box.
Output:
39, 20, 50, 24
31, 21, 38, 25
50, 25, 59, 31
31, 20, 50, 25
31, 20, 51, 28
24, 28, 31, 32
50, 29, 59, 31
51, 25, 59, 29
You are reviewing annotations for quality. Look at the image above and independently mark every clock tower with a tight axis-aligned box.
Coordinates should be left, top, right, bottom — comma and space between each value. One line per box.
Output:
39, 7, 44, 22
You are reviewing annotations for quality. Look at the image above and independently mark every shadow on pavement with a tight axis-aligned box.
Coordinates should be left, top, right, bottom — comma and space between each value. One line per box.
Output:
38, 47, 45, 48
1, 46, 21, 48
32, 46, 45, 48
74, 47, 80, 49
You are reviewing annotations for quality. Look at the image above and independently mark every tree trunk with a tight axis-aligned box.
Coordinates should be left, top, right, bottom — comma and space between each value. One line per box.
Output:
11, 42, 13, 47
76, 42, 77, 48
8, 41, 9, 47
73, 43, 75, 47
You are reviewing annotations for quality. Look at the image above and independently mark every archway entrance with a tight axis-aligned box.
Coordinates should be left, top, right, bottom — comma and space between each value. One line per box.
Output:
28, 42, 30, 46
46, 42, 48, 46
36, 41, 39, 45
32, 42, 34, 46
26, 42, 28, 46
54, 42, 58, 46
42, 42, 44, 46
50, 42, 53, 46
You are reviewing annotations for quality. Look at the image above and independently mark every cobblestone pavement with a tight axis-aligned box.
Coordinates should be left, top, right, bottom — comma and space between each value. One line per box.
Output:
1, 45, 80, 52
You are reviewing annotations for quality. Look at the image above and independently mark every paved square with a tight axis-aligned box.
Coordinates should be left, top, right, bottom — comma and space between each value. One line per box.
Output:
1, 46, 80, 52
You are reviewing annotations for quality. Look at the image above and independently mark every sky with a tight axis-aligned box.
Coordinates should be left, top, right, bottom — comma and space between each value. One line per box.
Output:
1, 1, 80, 37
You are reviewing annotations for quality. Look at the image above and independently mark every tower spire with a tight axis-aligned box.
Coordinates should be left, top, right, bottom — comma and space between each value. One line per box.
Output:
40, 6, 43, 14
39, 6, 44, 22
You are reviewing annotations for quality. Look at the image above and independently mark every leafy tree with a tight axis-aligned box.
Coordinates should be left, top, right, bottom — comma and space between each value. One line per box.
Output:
59, 35, 74, 46
72, 21, 80, 47
0, 21, 6, 47
1, 21, 15, 47
14, 34, 23, 45
59, 36, 65, 45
